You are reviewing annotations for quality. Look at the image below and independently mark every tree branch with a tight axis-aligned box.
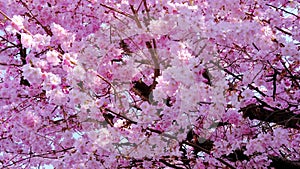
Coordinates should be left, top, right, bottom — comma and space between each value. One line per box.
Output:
266, 4, 299, 19
241, 104, 300, 129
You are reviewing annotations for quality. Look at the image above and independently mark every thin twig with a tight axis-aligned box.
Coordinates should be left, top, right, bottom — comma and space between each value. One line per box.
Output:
100, 3, 135, 19
130, 5, 143, 28
275, 26, 292, 36
104, 108, 138, 125
0, 9, 12, 22
266, 4, 299, 19
281, 60, 300, 89
0, 9, 31, 34
211, 61, 267, 97
182, 141, 236, 169
0, 62, 23, 67
97, 74, 124, 108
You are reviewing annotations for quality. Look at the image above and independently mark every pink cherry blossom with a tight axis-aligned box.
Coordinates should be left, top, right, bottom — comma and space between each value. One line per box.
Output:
11, 15, 24, 30
22, 64, 44, 85
46, 50, 61, 66
0, 0, 299, 168
20, 33, 34, 48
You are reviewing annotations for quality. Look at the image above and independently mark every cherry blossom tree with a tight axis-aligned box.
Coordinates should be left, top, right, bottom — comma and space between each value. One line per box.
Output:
0, 0, 299, 168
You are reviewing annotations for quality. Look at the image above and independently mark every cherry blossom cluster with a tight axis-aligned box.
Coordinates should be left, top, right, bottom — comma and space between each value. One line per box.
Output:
0, 0, 299, 168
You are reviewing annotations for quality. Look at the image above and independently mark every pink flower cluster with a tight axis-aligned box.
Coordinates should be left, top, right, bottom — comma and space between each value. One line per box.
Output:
0, 0, 299, 168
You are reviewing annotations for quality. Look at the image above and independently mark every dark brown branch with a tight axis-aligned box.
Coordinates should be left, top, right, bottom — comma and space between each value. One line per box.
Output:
269, 156, 300, 169
266, 4, 299, 19
182, 141, 236, 169
142, 0, 151, 21
131, 40, 160, 103
183, 128, 300, 169
130, 5, 143, 28
104, 108, 138, 125
16, 33, 27, 65
266, 64, 279, 101
0, 36, 18, 47
100, 3, 134, 19
0, 45, 17, 53
146, 40, 160, 89
241, 104, 300, 129
202, 69, 212, 86
2, 147, 75, 168
182, 141, 211, 155
281, 60, 300, 89
212, 62, 267, 97
103, 113, 115, 127
0, 62, 22, 67
252, 43, 259, 51
158, 159, 185, 169
146, 40, 160, 79
19, 0, 53, 36
131, 79, 153, 102
275, 26, 292, 36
